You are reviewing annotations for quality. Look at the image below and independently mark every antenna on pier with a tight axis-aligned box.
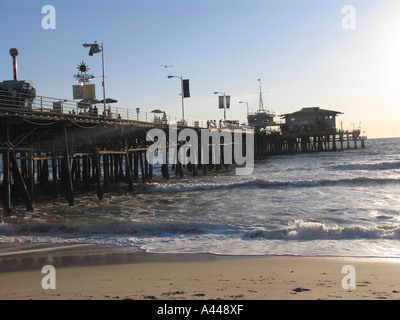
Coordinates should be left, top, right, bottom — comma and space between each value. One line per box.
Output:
257, 78, 264, 111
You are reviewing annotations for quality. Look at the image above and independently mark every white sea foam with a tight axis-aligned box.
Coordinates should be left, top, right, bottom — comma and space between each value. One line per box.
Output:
328, 161, 400, 171
243, 220, 400, 240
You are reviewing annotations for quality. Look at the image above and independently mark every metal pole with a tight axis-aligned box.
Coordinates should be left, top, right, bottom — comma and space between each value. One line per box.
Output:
180, 77, 185, 122
12, 56, 17, 80
223, 93, 226, 123
259, 81, 262, 110
101, 43, 106, 114
82, 73, 86, 100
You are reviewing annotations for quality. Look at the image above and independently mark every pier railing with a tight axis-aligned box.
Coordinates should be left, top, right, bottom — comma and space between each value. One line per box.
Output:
0, 91, 209, 128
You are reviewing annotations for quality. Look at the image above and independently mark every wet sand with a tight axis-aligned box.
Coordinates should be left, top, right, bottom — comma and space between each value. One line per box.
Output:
1, 243, 400, 300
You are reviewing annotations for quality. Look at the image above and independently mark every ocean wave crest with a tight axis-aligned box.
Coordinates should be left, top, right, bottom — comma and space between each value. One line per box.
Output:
146, 176, 400, 193
0, 221, 231, 238
328, 161, 400, 172
244, 220, 400, 240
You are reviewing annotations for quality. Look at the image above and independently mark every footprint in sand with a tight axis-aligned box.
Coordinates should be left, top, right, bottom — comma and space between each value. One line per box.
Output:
162, 291, 185, 296
292, 287, 311, 293
192, 293, 206, 297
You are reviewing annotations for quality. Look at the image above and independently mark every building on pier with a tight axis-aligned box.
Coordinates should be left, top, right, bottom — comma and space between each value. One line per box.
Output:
279, 107, 343, 134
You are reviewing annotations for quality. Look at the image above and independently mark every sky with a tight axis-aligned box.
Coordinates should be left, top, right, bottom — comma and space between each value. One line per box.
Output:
0, 0, 400, 138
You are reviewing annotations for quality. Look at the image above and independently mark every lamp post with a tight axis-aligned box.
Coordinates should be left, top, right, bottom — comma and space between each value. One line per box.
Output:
83, 42, 106, 113
239, 101, 249, 117
167, 75, 185, 122
214, 91, 229, 123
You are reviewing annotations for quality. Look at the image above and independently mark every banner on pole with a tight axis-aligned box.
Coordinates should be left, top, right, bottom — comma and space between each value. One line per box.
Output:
218, 96, 224, 109
183, 79, 190, 98
226, 95, 230, 109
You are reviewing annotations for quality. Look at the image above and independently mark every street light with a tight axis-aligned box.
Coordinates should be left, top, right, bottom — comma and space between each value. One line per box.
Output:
168, 75, 185, 122
83, 41, 106, 113
214, 91, 229, 123
239, 101, 249, 117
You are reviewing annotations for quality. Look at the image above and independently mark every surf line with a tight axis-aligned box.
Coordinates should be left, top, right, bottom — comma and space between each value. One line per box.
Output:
0, 243, 91, 257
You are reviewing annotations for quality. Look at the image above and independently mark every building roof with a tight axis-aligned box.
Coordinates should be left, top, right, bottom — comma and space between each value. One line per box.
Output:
280, 107, 343, 118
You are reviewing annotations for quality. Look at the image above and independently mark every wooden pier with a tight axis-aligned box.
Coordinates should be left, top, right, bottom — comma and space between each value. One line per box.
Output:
0, 93, 366, 212
254, 130, 365, 158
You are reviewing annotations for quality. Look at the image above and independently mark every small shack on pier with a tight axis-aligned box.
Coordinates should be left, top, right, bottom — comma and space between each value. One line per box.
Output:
280, 107, 342, 134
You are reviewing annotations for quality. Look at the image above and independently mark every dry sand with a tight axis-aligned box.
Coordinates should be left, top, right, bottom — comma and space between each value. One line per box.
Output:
1, 244, 400, 300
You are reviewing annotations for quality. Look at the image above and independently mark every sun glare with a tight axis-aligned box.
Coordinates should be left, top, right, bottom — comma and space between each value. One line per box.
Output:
376, 2, 400, 106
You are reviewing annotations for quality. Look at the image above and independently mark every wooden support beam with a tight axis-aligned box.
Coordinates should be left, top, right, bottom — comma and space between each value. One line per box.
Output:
114, 154, 120, 182
139, 151, 146, 183
10, 150, 34, 211
2, 150, 11, 213
51, 156, 58, 199
133, 151, 139, 181
63, 125, 74, 206
176, 145, 183, 178
124, 137, 134, 191
118, 155, 124, 181
340, 132, 344, 150
40, 158, 49, 186
82, 155, 89, 190
27, 149, 34, 201
109, 154, 114, 182
103, 154, 109, 187
144, 155, 149, 181
75, 156, 81, 180
93, 152, 103, 200
21, 152, 27, 180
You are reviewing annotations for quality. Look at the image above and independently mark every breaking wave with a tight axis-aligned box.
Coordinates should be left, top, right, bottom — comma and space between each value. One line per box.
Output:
147, 176, 400, 193
0, 221, 232, 238
327, 161, 400, 171
3, 219, 400, 243
244, 220, 400, 241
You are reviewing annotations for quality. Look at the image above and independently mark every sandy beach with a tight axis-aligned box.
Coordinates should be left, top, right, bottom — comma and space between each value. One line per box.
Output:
1, 244, 400, 300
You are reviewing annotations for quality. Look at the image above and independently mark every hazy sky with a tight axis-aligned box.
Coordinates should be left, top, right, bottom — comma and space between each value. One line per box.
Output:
0, 0, 399, 138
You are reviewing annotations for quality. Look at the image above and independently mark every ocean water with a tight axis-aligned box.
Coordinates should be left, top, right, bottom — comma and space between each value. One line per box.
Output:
1, 137, 400, 258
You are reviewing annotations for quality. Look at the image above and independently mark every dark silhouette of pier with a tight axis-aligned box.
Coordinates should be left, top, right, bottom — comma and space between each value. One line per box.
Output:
0, 92, 365, 212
